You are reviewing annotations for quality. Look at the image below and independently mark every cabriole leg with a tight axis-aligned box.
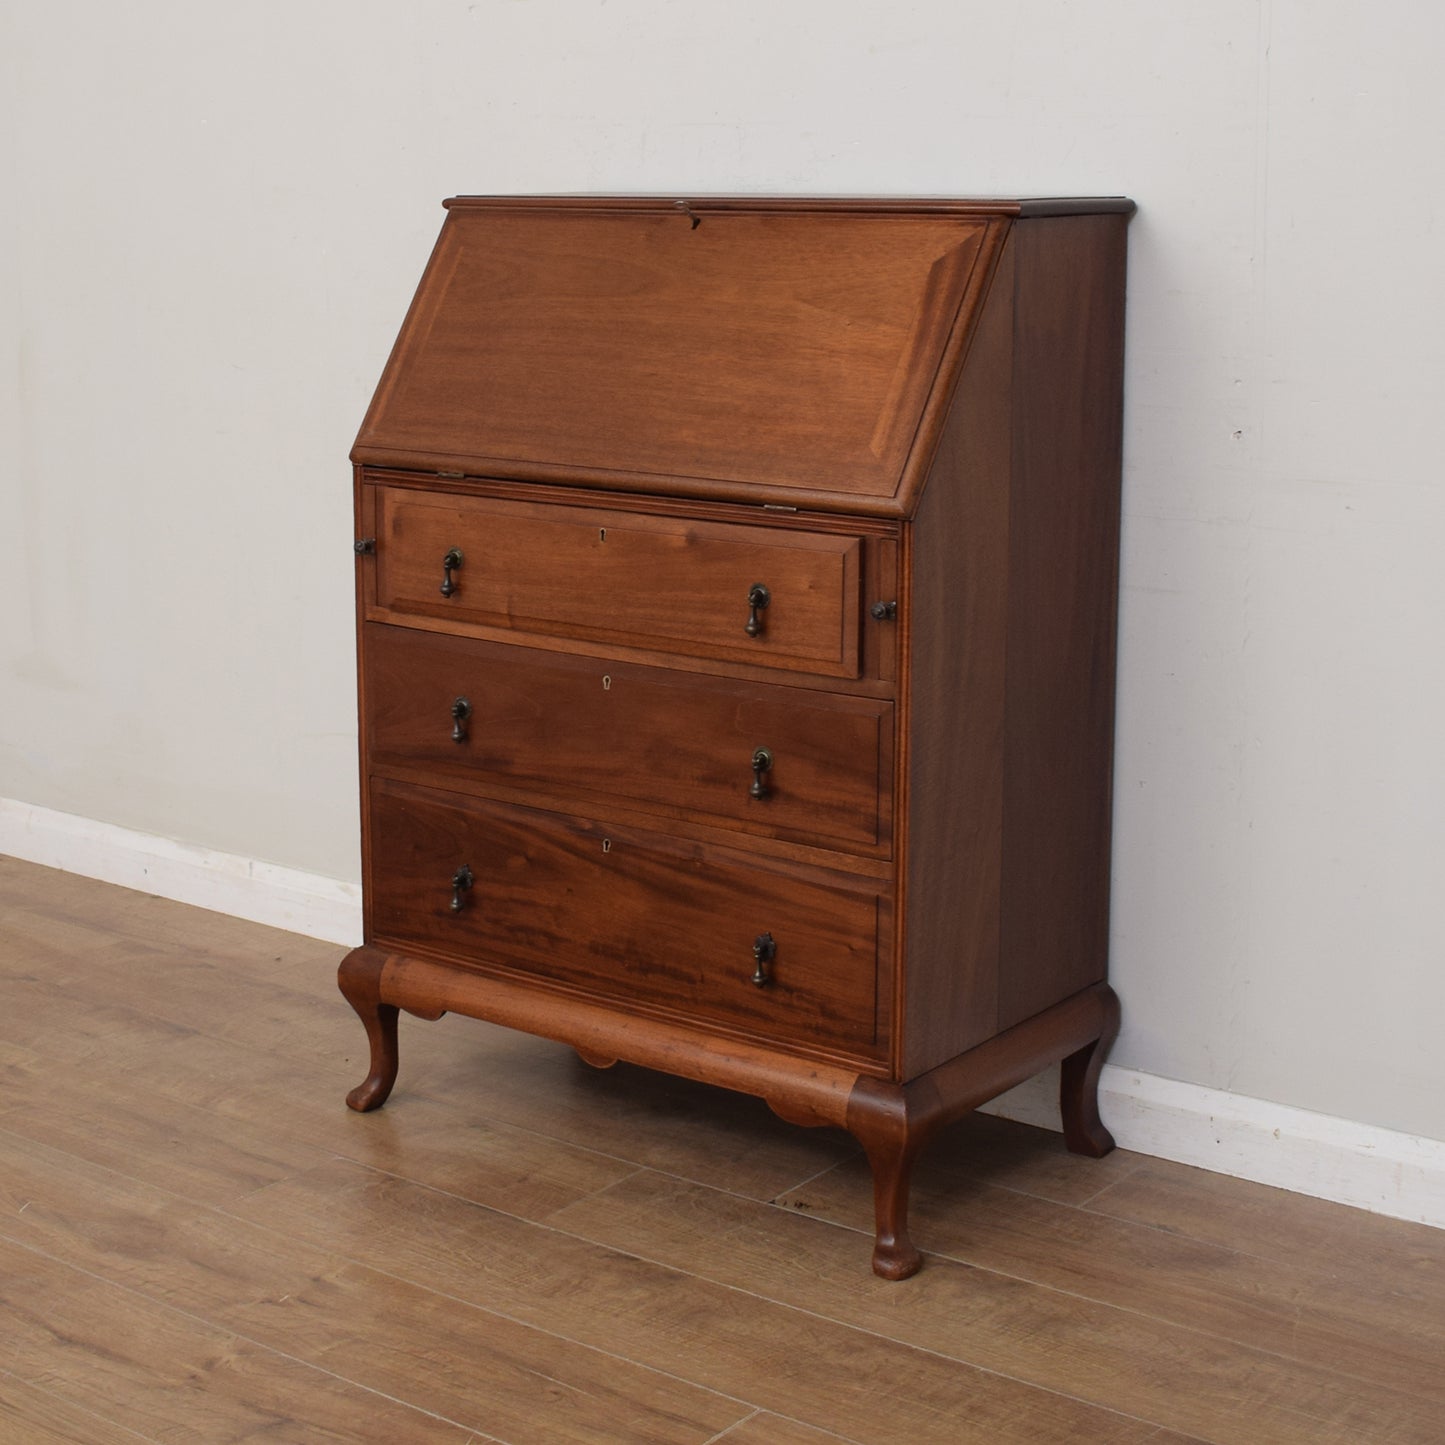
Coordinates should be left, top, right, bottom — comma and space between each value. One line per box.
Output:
862, 1132, 923, 1280
1059, 982, 1121, 1157
338, 947, 399, 1113
846, 1078, 935, 1280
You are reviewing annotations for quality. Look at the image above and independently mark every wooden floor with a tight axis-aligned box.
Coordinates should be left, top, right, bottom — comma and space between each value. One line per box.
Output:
2, 857, 1443, 1445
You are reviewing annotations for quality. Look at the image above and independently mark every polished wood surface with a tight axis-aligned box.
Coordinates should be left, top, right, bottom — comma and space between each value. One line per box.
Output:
355, 202, 999, 507
364, 622, 893, 853
365, 780, 888, 1057
997, 213, 1128, 1028
372, 486, 866, 677
349, 198, 1133, 1277
896, 223, 1015, 1076
4, 859, 1442, 1444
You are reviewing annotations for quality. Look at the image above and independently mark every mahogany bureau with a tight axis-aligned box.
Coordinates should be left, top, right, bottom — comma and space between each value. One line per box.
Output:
340, 195, 1134, 1278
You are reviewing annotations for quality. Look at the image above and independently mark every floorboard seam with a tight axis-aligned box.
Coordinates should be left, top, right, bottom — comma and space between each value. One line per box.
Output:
0, 1230, 512, 1444
0, 1366, 161, 1445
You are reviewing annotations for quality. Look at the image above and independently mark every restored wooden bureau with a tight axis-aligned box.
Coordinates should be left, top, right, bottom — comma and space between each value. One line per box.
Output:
341, 195, 1133, 1278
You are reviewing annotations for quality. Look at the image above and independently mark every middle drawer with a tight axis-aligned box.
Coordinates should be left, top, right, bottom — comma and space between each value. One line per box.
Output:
364, 623, 893, 853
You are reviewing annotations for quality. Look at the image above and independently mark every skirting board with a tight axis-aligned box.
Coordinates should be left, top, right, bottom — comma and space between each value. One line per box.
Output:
0, 797, 362, 947
2, 795, 1442, 1231
982, 1068, 1445, 1231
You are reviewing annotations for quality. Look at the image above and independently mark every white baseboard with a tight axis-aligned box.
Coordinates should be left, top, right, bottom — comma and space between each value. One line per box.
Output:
982, 1066, 1445, 1230
2, 795, 1441, 1230
0, 797, 362, 946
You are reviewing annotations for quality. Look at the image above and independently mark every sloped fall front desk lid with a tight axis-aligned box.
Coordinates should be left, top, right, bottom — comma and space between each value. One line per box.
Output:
353, 196, 1131, 517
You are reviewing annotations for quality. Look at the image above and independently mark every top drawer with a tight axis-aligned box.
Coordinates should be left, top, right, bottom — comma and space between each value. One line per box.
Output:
368, 486, 863, 677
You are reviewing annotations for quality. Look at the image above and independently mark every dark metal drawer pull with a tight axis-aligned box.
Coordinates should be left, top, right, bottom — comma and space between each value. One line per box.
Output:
750, 747, 773, 800
752, 932, 776, 987
450, 864, 474, 913
450, 697, 472, 743
440, 548, 464, 597
745, 583, 770, 637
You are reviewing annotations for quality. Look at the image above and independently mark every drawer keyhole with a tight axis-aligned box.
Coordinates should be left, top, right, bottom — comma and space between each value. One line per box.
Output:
440, 548, 464, 598
745, 583, 770, 638
450, 864, 475, 913
751, 932, 776, 987
750, 747, 773, 800
450, 697, 472, 743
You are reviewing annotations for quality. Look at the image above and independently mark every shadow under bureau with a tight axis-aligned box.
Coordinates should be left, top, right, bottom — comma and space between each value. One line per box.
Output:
340, 195, 1133, 1278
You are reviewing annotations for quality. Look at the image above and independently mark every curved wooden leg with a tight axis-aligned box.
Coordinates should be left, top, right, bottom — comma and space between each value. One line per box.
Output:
863, 1136, 923, 1280
847, 1078, 940, 1281
338, 947, 399, 1113
1060, 983, 1120, 1157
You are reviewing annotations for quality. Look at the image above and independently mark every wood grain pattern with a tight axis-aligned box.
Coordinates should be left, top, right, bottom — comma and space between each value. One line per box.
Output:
549, 1169, 1445, 1445
367, 779, 887, 1056
707, 1413, 878, 1445
2, 859, 1438, 1445
373, 486, 865, 677
0, 1131, 743, 1445
0, 1238, 480, 1444
1086, 1155, 1445, 1306
778, 1143, 1445, 1421
997, 213, 1129, 1027
348, 198, 1133, 1275
0, 1373, 153, 1445
364, 621, 892, 853
896, 223, 1015, 1077
355, 206, 994, 505
232, 1157, 1174, 1445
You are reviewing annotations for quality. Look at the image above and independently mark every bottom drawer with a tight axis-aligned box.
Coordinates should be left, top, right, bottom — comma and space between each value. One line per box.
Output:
367, 778, 885, 1056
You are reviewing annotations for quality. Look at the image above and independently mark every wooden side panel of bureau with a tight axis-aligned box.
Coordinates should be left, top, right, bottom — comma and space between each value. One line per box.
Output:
341, 196, 1133, 1278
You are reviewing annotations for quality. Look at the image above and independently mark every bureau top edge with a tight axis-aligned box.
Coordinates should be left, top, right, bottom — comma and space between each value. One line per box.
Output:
441, 194, 1137, 218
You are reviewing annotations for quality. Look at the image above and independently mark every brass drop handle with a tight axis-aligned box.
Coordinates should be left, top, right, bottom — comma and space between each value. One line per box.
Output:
750, 747, 773, 800
440, 548, 464, 598
450, 864, 474, 913
752, 932, 776, 987
451, 697, 472, 743
745, 583, 770, 637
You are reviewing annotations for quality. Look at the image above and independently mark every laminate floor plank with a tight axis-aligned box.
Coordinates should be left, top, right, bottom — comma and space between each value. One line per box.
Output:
547, 1167, 1443, 1445
0, 889, 349, 1064
0, 952, 652, 1225
0, 1370, 157, 1445
1086, 1155, 1445, 1296
907, 1106, 1151, 1205
230, 1156, 1173, 1445
0, 1051, 326, 1208
0, 1028, 639, 1219
1, 859, 856, 1205
0, 1130, 749, 1445
704, 1413, 862, 1444
406, 1040, 865, 1203
0, 1237, 483, 1445
776, 1152, 1445, 1411
4, 856, 1441, 1445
